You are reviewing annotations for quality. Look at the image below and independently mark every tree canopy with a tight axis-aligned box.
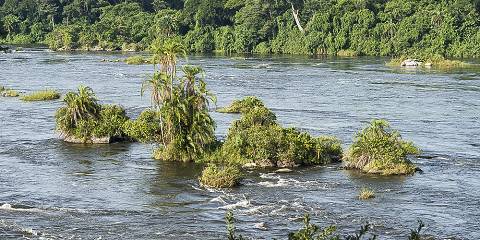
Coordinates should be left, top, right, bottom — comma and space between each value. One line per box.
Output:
1, 0, 479, 57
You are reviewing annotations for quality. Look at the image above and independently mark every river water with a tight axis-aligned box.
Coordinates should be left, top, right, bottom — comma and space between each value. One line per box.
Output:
0, 49, 479, 239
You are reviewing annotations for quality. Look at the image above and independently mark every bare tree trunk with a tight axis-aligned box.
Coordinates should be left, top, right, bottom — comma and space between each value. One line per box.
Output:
291, 3, 305, 34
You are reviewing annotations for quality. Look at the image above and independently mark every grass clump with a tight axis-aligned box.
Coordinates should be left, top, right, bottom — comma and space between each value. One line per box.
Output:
1, 89, 20, 97
207, 103, 343, 168
343, 119, 420, 175
21, 89, 61, 101
199, 164, 243, 188
358, 187, 375, 200
55, 85, 130, 143
124, 55, 152, 65
217, 96, 265, 113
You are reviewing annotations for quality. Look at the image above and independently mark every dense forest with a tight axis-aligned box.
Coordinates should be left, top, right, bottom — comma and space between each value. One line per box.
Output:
1, 0, 480, 57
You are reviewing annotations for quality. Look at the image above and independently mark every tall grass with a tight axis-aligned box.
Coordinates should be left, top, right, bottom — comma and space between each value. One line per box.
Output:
21, 90, 61, 101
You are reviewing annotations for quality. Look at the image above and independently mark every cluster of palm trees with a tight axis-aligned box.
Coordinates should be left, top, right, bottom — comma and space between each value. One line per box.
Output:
142, 38, 216, 161
55, 85, 101, 137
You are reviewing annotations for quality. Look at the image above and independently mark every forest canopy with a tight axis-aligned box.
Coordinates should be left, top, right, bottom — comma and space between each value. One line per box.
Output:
1, 0, 479, 57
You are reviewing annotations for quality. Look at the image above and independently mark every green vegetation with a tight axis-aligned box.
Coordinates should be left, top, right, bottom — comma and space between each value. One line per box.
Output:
210, 97, 342, 167
21, 89, 60, 101
55, 86, 129, 143
199, 164, 243, 188
358, 187, 375, 200
217, 96, 265, 113
1, 1, 479, 59
122, 109, 162, 143
140, 38, 216, 162
343, 119, 420, 175
1, 89, 19, 97
226, 212, 430, 239
124, 55, 152, 65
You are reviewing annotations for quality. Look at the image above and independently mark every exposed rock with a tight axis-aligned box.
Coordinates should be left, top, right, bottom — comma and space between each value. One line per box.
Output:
242, 162, 257, 168
275, 168, 293, 173
63, 135, 111, 144
254, 222, 268, 230
401, 59, 422, 67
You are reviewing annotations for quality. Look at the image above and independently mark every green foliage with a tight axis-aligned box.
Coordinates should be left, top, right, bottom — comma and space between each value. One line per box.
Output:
217, 96, 265, 113
141, 38, 216, 162
288, 215, 338, 240
408, 220, 425, 240
358, 187, 375, 200
124, 55, 152, 65
55, 86, 129, 142
122, 109, 162, 142
2, 0, 478, 58
343, 119, 420, 175
225, 211, 245, 240
209, 98, 342, 167
199, 164, 243, 188
226, 212, 432, 239
21, 90, 60, 101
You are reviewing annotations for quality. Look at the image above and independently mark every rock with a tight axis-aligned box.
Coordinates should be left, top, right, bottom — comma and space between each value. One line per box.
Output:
401, 59, 422, 67
242, 162, 257, 168
254, 222, 268, 230
64, 135, 111, 144
275, 168, 293, 173
0, 45, 11, 53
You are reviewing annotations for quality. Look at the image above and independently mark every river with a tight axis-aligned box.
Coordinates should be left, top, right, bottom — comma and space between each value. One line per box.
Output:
1, 48, 479, 239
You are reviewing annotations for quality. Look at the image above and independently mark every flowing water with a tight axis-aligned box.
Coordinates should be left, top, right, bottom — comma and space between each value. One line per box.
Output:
1, 48, 479, 239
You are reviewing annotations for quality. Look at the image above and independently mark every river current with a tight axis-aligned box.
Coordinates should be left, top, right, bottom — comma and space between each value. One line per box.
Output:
1, 49, 479, 239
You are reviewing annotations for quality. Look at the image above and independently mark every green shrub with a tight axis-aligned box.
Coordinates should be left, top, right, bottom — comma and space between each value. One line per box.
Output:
124, 55, 152, 64
21, 90, 61, 101
217, 96, 265, 113
358, 187, 375, 200
0, 86, 5, 92
199, 164, 243, 188
122, 109, 162, 142
208, 103, 343, 168
93, 105, 130, 138
343, 119, 420, 175
55, 86, 129, 143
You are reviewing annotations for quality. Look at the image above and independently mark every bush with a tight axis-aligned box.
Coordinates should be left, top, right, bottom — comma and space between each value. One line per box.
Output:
21, 90, 61, 101
343, 119, 420, 175
55, 86, 129, 143
122, 109, 162, 142
358, 187, 375, 200
199, 164, 243, 188
208, 100, 343, 168
124, 55, 152, 65
217, 96, 265, 113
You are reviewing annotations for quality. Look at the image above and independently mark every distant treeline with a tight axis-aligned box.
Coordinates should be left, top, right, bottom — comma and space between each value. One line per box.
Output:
1, 0, 479, 57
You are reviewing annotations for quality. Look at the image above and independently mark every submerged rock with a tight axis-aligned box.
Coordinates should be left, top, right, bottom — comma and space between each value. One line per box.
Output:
275, 168, 293, 173
401, 59, 422, 67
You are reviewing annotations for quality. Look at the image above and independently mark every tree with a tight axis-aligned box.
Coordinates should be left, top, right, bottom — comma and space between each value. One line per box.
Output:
3, 14, 19, 36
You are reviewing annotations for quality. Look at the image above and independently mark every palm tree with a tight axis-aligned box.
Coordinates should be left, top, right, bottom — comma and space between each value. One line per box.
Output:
56, 85, 100, 135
